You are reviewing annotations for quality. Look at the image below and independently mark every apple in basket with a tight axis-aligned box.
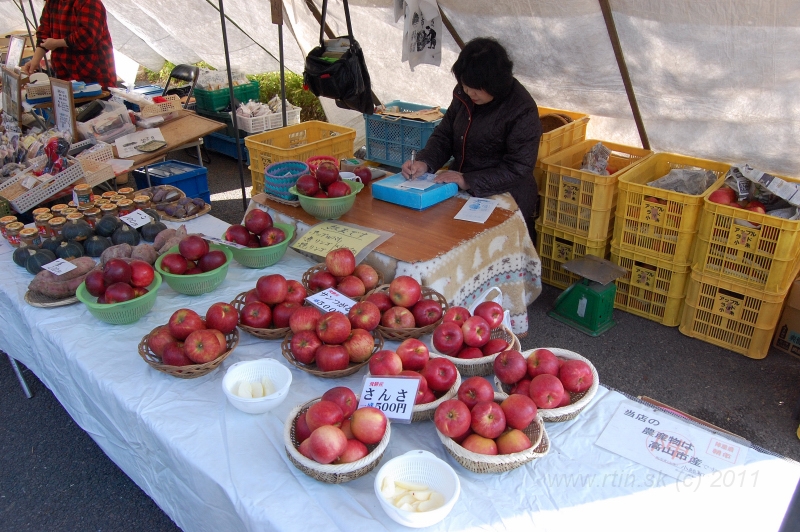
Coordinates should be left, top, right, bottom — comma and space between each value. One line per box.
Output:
260, 226, 286, 247
420, 358, 458, 393
335, 439, 369, 464
348, 301, 381, 331
147, 326, 177, 357
104, 282, 135, 303
289, 306, 322, 334
103, 258, 132, 285
559, 359, 594, 393
327, 181, 352, 198
256, 274, 288, 305
225, 224, 250, 246
296, 174, 320, 196
527, 348, 560, 378
462, 316, 492, 348
306, 400, 345, 431
500, 394, 538, 430
343, 329, 375, 363
365, 292, 393, 313
381, 306, 415, 329
205, 302, 239, 334
272, 301, 300, 328
198, 250, 227, 272
529, 374, 565, 409
470, 401, 507, 439
308, 425, 348, 464
353, 264, 380, 291
309, 269, 337, 291
434, 399, 472, 438
290, 330, 322, 365
179, 235, 209, 261
162, 341, 193, 366
432, 321, 464, 356
168, 308, 206, 341
400, 370, 429, 404
496, 430, 532, 455
285, 280, 307, 304
316, 161, 341, 187
240, 301, 272, 329
442, 306, 471, 326
457, 347, 483, 359
395, 338, 429, 371
129, 260, 155, 288
494, 350, 528, 385
316, 344, 350, 372
457, 377, 495, 410
316, 311, 352, 344
322, 387, 358, 419
184, 329, 225, 364
349, 406, 387, 445
160, 253, 189, 275
336, 275, 365, 298
325, 248, 356, 277
462, 434, 498, 455
411, 298, 443, 327
244, 209, 273, 234
388, 275, 422, 308
368, 349, 403, 377
473, 301, 504, 329
482, 338, 509, 357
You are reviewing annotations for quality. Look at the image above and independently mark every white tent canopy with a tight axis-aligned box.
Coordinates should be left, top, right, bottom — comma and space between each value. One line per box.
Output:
3, 0, 799, 176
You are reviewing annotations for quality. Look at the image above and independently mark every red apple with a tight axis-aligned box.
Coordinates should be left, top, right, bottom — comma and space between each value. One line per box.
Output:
84, 269, 107, 297
365, 292, 393, 313
316, 311, 351, 344
168, 308, 206, 340
442, 306, 471, 325
129, 260, 155, 288
745, 200, 766, 214
290, 330, 322, 364
298, 438, 314, 459
411, 299, 443, 327
368, 349, 403, 376
179, 235, 209, 261
184, 329, 223, 364
419, 388, 436, 405
708, 187, 737, 205
353, 264, 380, 291
296, 174, 320, 196
333, 439, 369, 464
481, 338, 509, 357
185, 267, 204, 275
103, 258, 132, 285
308, 425, 347, 464
494, 350, 528, 384
305, 400, 344, 431
496, 429, 532, 454
388, 275, 421, 308
132, 286, 148, 298
289, 306, 322, 334
256, 274, 288, 305
160, 253, 189, 275
433, 399, 471, 438
325, 248, 356, 277
349, 406, 387, 445
105, 283, 135, 302
284, 280, 307, 304
210, 329, 228, 355
336, 275, 365, 298
316, 344, 351, 372
500, 394, 538, 430
452, 426, 473, 445
316, 161, 340, 187
295, 411, 312, 443
457, 376, 495, 410
529, 374, 565, 409
271, 301, 300, 328
147, 325, 177, 357
457, 346, 484, 359
527, 348, 561, 378
400, 370, 429, 404
240, 301, 272, 329
462, 316, 492, 348
224, 224, 251, 246
309, 270, 337, 291
557, 390, 572, 407
260, 226, 286, 246
244, 208, 273, 234
246, 232, 260, 248
347, 301, 381, 331
340, 418, 354, 439
198, 250, 227, 272
432, 322, 464, 355
343, 328, 375, 363
511, 378, 531, 397
353, 165, 372, 186
313, 191, 328, 198
470, 401, 506, 439
322, 387, 358, 419
396, 338, 429, 371
473, 301, 504, 329
380, 306, 416, 329
461, 434, 498, 455
205, 302, 239, 334
421, 358, 458, 392
559, 359, 594, 393
326, 181, 351, 198
244, 288, 261, 304
161, 341, 192, 366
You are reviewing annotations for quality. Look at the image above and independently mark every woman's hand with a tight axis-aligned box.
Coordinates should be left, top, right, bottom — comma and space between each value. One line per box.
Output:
401, 160, 428, 180
433, 170, 468, 190
41, 38, 67, 51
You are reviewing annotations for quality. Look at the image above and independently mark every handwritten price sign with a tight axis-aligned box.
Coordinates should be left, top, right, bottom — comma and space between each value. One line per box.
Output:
291, 221, 381, 259
305, 288, 356, 314
41, 258, 77, 276
120, 209, 153, 229
202, 235, 246, 249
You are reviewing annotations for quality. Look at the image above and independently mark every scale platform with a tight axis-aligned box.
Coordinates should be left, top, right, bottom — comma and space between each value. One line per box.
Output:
548, 255, 627, 336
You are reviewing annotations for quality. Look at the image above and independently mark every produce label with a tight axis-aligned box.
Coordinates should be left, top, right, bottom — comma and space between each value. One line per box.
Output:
595, 399, 749, 482
291, 221, 381, 259
120, 209, 152, 229
202, 235, 246, 249
305, 288, 356, 315
41, 258, 77, 276
357, 376, 420, 423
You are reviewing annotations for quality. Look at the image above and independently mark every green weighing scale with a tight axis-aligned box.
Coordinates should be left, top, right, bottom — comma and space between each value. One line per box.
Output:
548, 255, 627, 336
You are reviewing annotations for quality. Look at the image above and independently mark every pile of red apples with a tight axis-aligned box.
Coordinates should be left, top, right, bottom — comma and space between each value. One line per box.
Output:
160, 235, 228, 276
239, 273, 308, 330
224, 209, 286, 248
705, 186, 766, 213
307, 248, 381, 298
84, 258, 155, 303
431, 302, 508, 359
295, 162, 370, 198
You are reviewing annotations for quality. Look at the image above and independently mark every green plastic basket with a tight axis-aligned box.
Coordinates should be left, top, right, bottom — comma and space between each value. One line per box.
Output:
76, 274, 162, 325
229, 222, 295, 268
155, 243, 233, 295
289, 181, 364, 220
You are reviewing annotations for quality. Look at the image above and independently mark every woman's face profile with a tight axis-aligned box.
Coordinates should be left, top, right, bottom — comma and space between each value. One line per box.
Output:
461, 84, 494, 105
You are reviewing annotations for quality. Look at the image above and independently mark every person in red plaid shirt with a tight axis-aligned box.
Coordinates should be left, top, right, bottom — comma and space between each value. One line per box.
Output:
22, 0, 117, 89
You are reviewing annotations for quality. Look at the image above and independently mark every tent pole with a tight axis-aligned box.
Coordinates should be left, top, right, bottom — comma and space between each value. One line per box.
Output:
598, 0, 649, 150
270, 0, 288, 127
438, 6, 465, 49
217, 0, 249, 211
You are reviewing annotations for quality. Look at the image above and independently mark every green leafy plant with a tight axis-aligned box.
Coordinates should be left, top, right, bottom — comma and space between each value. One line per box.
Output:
248, 72, 326, 122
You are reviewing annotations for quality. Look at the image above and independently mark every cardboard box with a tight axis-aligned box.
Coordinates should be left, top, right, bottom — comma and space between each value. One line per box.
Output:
773, 278, 800, 357
371, 173, 458, 210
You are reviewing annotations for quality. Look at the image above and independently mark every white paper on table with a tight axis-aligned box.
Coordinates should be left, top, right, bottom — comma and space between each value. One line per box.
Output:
454, 197, 498, 223
108, 158, 134, 174
396, 172, 437, 190
114, 128, 165, 158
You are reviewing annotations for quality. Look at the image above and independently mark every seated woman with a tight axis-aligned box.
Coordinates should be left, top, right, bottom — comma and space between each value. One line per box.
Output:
401, 37, 542, 239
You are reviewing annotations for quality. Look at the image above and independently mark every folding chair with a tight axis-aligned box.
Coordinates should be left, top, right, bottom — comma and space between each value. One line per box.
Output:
162, 64, 210, 165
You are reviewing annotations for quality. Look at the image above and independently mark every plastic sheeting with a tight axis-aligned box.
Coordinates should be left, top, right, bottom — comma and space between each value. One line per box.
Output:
1, 1, 799, 169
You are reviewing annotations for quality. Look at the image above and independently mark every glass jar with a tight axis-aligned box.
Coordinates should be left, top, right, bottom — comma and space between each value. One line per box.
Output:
32, 207, 51, 218
66, 212, 85, 223
19, 227, 42, 248
84, 208, 101, 228
118, 187, 136, 200
117, 199, 135, 217
5, 221, 24, 247
74, 183, 93, 205
94, 198, 110, 207
35, 213, 54, 236
101, 191, 117, 201
48, 216, 67, 237
0, 215, 19, 239
133, 195, 151, 210
61, 208, 78, 217
99, 203, 118, 218
110, 194, 127, 204
68, 201, 77, 209
51, 204, 69, 216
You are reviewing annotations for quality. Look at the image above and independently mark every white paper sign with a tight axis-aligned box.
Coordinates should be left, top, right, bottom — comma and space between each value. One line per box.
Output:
115, 129, 165, 158
202, 235, 246, 249
305, 288, 356, 314
41, 258, 77, 276
120, 209, 152, 229
358, 376, 420, 423
595, 400, 749, 481
454, 197, 498, 223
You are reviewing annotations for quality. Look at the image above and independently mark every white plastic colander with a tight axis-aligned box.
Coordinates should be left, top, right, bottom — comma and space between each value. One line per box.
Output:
222, 359, 292, 414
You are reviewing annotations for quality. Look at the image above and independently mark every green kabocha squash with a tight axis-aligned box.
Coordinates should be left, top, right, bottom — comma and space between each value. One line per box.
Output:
143, 208, 161, 223
61, 218, 93, 242
83, 235, 112, 257
95, 215, 122, 237
55, 240, 84, 260
139, 221, 167, 242
13, 244, 39, 268
112, 224, 141, 246
25, 249, 57, 275
40, 235, 65, 254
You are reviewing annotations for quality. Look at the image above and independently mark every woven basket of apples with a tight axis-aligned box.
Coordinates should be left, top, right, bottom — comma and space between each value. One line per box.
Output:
434, 391, 549, 474
231, 273, 309, 340
285, 386, 391, 483
223, 209, 294, 269
367, 340, 462, 423
428, 302, 521, 377
155, 235, 233, 296
302, 248, 383, 296
138, 304, 240, 378
493, 347, 599, 422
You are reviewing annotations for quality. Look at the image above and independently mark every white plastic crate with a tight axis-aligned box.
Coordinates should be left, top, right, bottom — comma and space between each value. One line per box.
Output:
237, 108, 300, 134
0, 157, 85, 212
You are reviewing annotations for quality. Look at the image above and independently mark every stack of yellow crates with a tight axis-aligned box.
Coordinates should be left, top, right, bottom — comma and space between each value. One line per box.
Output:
536, 139, 653, 289
610, 154, 730, 326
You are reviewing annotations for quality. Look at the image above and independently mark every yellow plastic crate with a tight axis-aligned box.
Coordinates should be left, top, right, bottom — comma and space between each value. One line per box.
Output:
613, 153, 730, 263
610, 243, 690, 326
537, 221, 610, 290
534, 107, 590, 195
679, 268, 787, 359
244, 121, 356, 196
539, 139, 653, 240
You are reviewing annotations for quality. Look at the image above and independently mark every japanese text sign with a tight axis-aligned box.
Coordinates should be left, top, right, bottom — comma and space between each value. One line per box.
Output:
120, 209, 153, 229
50, 78, 76, 141
2, 66, 21, 122
291, 221, 381, 259
41, 258, 77, 276
358, 376, 420, 423
305, 288, 356, 314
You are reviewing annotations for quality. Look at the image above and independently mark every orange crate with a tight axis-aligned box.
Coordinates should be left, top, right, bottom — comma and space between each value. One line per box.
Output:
537, 221, 610, 290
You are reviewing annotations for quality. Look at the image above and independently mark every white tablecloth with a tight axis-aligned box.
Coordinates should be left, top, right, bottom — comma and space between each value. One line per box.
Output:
1, 215, 797, 532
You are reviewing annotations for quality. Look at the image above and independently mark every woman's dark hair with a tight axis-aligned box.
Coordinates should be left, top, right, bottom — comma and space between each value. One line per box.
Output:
452, 37, 514, 99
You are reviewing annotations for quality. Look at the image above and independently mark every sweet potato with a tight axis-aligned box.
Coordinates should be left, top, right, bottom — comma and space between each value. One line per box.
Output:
158, 236, 183, 255
100, 243, 132, 265
153, 228, 176, 251
28, 257, 97, 299
131, 243, 157, 264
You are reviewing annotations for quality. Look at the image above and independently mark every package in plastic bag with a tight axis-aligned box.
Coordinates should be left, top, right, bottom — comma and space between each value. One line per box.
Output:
647, 168, 718, 195
580, 142, 611, 175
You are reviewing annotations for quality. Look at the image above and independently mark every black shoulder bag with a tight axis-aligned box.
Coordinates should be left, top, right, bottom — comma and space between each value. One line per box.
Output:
303, 0, 375, 115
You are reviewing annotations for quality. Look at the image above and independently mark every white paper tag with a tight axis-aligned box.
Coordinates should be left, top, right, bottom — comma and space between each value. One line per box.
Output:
20, 175, 40, 189
41, 258, 77, 276
120, 209, 152, 229
397, 172, 438, 190
72, 188, 79, 206
454, 197, 498, 223
203, 234, 246, 249
305, 288, 356, 314
357, 376, 420, 423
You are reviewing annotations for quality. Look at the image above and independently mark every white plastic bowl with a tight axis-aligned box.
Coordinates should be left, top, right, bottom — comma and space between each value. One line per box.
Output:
222, 359, 292, 414
374, 450, 460, 528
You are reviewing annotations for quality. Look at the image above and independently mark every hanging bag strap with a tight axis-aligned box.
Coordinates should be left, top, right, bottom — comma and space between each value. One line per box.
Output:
318, 0, 356, 48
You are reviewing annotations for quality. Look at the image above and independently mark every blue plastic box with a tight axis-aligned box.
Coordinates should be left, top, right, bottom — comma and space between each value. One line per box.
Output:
133, 160, 211, 204
364, 100, 446, 167
203, 132, 250, 165
371, 173, 458, 210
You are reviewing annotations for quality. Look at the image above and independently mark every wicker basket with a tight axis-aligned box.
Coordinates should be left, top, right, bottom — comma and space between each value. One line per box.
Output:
429, 325, 520, 377
436, 394, 550, 473
230, 291, 291, 340
494, 347, 599, 422
411, 370, 461, 422
284, 396, 391, 483
137, 325, 240, 379
301, 263, 384, 296
306, 155, 338, 176
280, 330, 383, 378
264, 160, 309, 201
366, 285, 449, 341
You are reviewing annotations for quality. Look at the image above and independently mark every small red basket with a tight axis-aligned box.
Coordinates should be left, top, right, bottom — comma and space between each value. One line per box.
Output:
306, 155, 338, 177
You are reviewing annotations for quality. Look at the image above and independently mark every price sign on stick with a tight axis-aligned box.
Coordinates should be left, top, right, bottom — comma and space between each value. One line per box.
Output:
358, 376, 420, 423
292, 221, 381, 258
41, 258, 77, 276
202, 235, 246, 249
305, 288, 356, 314
1, 66, 22, 122
50, 78, 76, 141
120, 209, 152, 229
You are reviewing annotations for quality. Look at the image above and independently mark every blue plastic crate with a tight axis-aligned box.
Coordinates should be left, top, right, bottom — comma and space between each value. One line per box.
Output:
133, 160, 210, 204
364, 100, 446, 167
203, 132, 250, 165
124, 85, 164, 112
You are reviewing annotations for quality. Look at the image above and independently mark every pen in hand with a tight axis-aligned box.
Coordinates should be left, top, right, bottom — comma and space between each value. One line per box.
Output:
409, 150, 416, 180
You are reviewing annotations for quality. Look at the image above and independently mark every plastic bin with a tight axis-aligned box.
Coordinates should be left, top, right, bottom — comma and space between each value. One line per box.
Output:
193, 80, 260, 112
245, 121, 356, 197
365, 100, 446, 167
132, 160, 210, 204
679, 268, 788, 359
123, 85, 164, 112
203, 132, 250, 165
536, 220, 610, 290
613, 153, 730, 263
539, 139, 653, 239
197, 108, 241, 138
610, 243, 690, 326
238, 107, 301, 134
534, 106, 591, 193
